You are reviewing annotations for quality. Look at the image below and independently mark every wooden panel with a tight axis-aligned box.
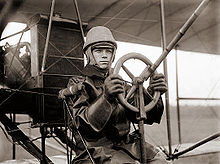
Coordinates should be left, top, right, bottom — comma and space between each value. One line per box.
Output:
1, 16, 85, 125
29, 15, 84, 89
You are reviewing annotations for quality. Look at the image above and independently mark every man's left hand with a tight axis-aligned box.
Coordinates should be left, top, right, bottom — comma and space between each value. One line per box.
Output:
149, 73, 167, 95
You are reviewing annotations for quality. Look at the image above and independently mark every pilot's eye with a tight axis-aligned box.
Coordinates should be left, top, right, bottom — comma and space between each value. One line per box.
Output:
93, 49, 102, 53
106, 49, 113, 54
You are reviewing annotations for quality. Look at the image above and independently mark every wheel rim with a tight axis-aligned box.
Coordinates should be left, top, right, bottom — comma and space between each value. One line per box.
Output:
113, 52, 160, 113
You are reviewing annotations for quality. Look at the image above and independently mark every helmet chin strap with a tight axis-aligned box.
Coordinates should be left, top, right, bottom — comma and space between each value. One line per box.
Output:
107, 49, 116, 73
85, 47, 95, 65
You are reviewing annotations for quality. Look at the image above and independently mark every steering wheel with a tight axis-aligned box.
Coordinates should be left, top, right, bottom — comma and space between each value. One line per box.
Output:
113, 52, 160, 113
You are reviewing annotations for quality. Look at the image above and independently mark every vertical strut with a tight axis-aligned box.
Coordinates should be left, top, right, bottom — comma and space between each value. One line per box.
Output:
159, 0, 172, 155
148, 0, 212, 77
40, 88, 47, 164
12, 114, 16, 159
40, 126, 46, 164
41, 0, 56, 72
73, 0, 85, 43
175, 46, 182, 145
138, 83, 147, 164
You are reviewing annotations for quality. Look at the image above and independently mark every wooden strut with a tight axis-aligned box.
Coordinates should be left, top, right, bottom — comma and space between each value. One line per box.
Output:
169, 132, 220, 160
73, 0, 85, 43
39, 2, 56, 161
137, 0, 211, 163
41, 0, 56, 73
0, 113, 53, 164
138, 83, 147, 163
141, 0, 212, 81
175, 46, 182, 149
159, 0, 173, 156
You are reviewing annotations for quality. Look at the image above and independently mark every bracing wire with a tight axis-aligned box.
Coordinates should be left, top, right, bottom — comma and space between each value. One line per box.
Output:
0, 88, 57, 97
0, 36, 83, 108
8, 31, 25, 71
63, 99, 95, 164
64, 101, 70, 164
103, 0, 138, 26
0, 76, 34, 107
0, 9, 85, 107
37, 29, 84, 75
0, 26, 29, 42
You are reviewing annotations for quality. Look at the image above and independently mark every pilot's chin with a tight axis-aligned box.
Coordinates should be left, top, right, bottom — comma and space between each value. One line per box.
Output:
99, 64, 109, 69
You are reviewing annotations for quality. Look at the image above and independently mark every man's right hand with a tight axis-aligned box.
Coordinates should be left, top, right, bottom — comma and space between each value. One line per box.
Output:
104, 74, 124, 101
58, 83, 84, 99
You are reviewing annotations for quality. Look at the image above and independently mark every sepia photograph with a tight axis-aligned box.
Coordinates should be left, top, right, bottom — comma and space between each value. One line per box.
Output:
0, 0, 219, 163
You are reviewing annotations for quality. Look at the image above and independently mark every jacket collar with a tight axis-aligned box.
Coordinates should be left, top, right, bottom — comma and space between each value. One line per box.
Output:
82, 64, 109, 79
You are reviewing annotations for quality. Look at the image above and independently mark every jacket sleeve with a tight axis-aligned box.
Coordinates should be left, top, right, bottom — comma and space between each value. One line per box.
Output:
66, 76, 114, 134
144, 96, 164, 124
58, 76, 85, 99
77, 94, 113, 132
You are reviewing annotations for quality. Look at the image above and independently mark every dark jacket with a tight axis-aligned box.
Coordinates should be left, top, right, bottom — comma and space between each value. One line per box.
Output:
65, 65, 164, 164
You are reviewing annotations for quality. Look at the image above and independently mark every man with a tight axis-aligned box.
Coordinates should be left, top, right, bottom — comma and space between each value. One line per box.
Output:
59, 26, 168, 163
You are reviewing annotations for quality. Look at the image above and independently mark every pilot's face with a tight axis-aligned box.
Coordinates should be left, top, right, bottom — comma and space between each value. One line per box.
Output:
92, 47, 113, 69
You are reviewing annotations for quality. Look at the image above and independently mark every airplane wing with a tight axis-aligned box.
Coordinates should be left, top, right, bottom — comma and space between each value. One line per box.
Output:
5, 0, 220, 55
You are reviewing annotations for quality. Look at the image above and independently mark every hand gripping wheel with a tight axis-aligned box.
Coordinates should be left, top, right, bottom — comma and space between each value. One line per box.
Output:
113, 53, 160, 113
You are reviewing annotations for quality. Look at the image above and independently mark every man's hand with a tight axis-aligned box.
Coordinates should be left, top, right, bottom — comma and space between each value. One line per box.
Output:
58, 83, 84, 99
104, 74, 124, 101
58, 89, 67, 99
149, 73, 167, 95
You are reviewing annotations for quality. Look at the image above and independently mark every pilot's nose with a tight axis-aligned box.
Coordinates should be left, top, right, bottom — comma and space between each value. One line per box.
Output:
101, 50, 108, 58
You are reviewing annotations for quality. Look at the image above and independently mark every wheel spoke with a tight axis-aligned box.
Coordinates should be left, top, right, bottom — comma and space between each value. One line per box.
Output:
122, 65, 134, 80
140, 65, 150, 80
144, 88, 153, 100
138, 84, 146, 118
113, 53, 159, 113
126, 85, 137, 100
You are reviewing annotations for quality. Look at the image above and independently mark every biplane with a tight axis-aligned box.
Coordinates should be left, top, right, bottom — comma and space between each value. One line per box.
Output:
0, 0, 219, 163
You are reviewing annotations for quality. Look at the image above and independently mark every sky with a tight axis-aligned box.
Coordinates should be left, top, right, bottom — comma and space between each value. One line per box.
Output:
1, 22, 220, 106
115, 41, 220, 106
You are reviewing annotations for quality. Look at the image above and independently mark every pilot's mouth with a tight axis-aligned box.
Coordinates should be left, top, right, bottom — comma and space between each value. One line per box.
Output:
100, 61, 108, 64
